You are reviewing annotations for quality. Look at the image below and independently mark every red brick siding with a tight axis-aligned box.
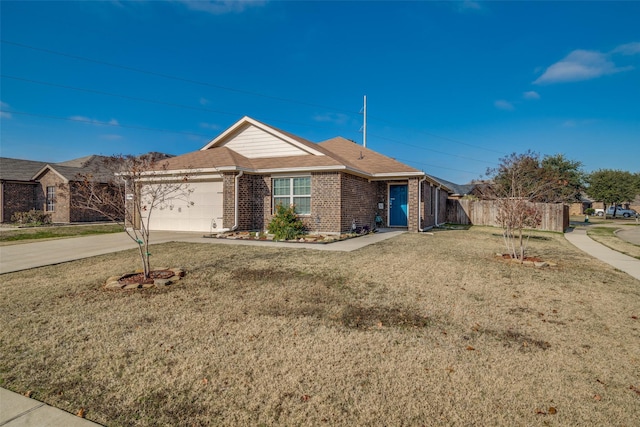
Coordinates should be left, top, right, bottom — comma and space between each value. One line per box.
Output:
1, 181, 38, 223
340, 173, 380, 232
222, 173, 236, 229
308, 172, 342, 233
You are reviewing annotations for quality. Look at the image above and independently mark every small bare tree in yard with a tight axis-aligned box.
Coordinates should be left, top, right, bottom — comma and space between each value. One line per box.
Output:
486, 151, 583, 262
72, 153, 192, 278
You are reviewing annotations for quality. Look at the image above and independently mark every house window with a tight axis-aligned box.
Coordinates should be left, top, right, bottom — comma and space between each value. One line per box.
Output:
273, 176, 311, 215
46, 186, 55, 211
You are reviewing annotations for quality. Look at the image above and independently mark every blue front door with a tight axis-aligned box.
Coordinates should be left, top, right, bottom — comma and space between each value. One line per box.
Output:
389, 185, 408, 227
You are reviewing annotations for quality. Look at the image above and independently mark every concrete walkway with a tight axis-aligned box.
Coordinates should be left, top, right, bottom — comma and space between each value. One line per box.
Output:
0, 388, 101, 426
565, 227, 640, 281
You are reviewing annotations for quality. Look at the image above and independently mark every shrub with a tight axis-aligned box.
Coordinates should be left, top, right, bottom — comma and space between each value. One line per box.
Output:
584, 208, 595, 215
11, 209, 52, 226
268, 204, 305, 240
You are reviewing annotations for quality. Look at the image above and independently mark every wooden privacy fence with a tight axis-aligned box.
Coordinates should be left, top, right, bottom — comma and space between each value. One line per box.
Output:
445, 199, 569, 232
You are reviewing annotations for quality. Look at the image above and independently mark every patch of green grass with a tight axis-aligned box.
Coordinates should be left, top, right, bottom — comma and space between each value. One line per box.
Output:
0, 224, 123, 244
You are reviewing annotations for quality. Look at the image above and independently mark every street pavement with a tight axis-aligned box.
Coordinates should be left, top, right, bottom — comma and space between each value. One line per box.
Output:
616, 226, 640, 245
565, 227, 640, 281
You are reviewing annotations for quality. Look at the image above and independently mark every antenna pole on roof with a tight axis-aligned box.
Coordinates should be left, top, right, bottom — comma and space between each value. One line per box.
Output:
363, 95, 367, 148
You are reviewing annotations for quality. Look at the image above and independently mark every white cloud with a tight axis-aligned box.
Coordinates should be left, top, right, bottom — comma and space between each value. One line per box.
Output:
534, 48, 634, 85
523, 91, 540, 100
175, 0, 267, 15
494, 100, 514, 111
562, 119, 597, 128
457, 1, 483, 12
200, 122, 221, 130
312, 112, 350, 125
69, 116, 119, 126
100, 134, 123, 140
612, 42, 640, 55
0, 101, 11, 119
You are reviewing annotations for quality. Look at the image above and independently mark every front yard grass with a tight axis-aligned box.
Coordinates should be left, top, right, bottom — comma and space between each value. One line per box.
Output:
0, 223, 123, 245
1, 227, 639, 426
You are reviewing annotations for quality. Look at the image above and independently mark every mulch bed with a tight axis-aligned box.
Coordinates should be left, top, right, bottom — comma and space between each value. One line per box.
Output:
118, 270, 176, 285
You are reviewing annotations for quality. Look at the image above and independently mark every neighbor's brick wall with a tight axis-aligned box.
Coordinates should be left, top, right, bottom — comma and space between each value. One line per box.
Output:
37, 172, 70, 223
1, 181, 39, 222
68, 181, 115, 222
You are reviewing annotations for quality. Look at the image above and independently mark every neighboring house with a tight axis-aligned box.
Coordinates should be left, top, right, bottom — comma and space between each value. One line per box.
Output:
0, 158, 48, 222
0, 155, 117, 223
141, 116, 451, 234
425, 175, 488, 199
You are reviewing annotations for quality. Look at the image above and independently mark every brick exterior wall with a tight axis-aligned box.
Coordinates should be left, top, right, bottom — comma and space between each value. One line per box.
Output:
222, 171, 433, 234
37, 172, 70, 223
222, 173, 236, 230
309, 172, 342, 233
422, 182, 436, 229
340, 173, 380, 232
1, 181, 39, 223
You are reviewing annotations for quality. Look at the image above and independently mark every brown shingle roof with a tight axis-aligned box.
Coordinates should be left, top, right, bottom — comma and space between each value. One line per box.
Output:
159, 118, 424, 178
156, 147, 254, 171
319, 137, 422, 175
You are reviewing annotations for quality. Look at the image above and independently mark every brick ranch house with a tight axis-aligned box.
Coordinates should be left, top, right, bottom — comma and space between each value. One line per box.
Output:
0, 155, 116, 223
140, 116, 452, 234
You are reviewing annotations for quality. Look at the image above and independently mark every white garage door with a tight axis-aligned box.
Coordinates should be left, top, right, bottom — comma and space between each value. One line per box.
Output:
142, 181, 224, 232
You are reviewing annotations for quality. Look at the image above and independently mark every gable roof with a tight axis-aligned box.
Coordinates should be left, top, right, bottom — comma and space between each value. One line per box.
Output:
32, 155, 115, 183
161, 116, 427, 179
201, 116, 325, 157
0, 157, 48, 181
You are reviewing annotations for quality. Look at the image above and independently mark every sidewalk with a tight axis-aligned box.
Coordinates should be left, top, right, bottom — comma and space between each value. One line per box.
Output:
565, 227, 640, 281
0, 388, 102, 426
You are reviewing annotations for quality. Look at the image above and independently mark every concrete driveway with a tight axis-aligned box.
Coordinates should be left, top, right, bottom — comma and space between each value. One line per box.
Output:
0, 231, 202, 274
0, 229, 405, 274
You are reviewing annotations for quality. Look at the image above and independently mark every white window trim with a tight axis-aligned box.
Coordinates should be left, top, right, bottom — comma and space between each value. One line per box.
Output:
272, 176, 311, 215
46, 186, 55, 212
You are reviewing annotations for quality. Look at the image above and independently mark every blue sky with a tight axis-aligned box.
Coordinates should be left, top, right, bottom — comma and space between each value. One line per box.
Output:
1, 0, 638, 184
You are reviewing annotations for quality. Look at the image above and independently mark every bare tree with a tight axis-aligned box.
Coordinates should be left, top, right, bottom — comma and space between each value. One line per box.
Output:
485, 151, 583, 262
71, 153, 192, 278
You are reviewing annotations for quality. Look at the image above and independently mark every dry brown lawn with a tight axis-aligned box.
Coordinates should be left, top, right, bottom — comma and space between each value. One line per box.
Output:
1, 227, 639, 426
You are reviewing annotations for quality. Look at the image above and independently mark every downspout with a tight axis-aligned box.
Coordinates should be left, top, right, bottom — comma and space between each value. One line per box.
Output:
231, 170, 244, 231
418, 176, 427, 232
216, 170, 244, 233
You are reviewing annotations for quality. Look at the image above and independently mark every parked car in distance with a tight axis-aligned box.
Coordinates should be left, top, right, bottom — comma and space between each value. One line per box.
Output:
594, 206, 638, 218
